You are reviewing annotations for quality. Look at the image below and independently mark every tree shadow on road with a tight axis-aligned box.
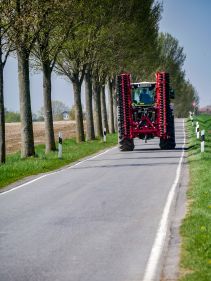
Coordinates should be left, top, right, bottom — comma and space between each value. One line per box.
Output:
72, 161, 180, 170
133, 147, 185, 153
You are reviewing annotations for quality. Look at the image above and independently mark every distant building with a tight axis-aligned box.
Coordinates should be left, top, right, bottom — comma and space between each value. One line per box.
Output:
62, 111, 69, 120
199, 106, 211, 114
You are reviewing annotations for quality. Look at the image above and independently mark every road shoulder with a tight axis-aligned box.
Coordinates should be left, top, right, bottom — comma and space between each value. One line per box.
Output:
161, 153, 189, 281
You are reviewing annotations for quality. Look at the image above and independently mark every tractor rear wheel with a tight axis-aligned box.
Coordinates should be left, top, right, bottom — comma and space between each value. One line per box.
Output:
119, 138, 134, 151
159, 110, 176, 150
167, 108, 176, 148
159, 137, 175, 150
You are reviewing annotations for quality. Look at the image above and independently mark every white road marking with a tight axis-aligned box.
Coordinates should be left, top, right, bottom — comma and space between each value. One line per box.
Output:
143, 119, 186, 281
0, 146, 117, 196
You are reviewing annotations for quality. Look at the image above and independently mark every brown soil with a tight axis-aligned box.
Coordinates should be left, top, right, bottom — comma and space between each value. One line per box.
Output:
5, 121, 76, 154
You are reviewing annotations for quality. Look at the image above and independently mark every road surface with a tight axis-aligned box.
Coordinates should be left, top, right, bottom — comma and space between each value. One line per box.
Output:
0, 119, 185, 281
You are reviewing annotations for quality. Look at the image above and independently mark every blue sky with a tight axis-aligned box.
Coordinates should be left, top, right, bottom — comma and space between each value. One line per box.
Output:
4, 0, 211, 113
159, 0, 211, 107
4, 59, 77, 113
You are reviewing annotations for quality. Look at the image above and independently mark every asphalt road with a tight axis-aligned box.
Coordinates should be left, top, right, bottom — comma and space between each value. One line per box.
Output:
0, 119, 185, 281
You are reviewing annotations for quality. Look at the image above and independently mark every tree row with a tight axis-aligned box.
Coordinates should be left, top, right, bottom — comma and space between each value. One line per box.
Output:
0, 0, 198, 163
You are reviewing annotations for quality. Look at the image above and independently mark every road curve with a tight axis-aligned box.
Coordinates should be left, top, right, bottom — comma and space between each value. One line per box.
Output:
0, 119, 185, 281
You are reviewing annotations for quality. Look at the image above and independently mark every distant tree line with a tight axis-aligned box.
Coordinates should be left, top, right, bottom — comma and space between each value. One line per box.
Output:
37, 100, 71, 121
0, 0, 198, 163
5, 100, 70, 122
5, 101, 79, 122
5, 109, 21, 123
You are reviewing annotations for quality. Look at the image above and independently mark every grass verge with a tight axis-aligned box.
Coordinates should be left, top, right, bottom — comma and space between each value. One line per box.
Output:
179, 115, 211, 281
0, 134, 117, 189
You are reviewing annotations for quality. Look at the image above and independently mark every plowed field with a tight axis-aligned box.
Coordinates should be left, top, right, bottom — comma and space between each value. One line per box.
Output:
5, 121, 76, 154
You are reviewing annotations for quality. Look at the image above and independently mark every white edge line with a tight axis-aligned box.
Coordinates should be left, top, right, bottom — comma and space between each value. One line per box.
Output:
0, 146, 117, 196
143, 119, 186, 281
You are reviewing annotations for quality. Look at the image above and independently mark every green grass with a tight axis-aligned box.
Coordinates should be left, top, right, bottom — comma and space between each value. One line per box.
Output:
179, 115, 211, 281
0, 134, 117, 189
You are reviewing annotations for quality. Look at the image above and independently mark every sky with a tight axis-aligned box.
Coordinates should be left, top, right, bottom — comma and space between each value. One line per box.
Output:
4, 0, 211, 113
159, 0, 211, 107
4, 59, 78, 113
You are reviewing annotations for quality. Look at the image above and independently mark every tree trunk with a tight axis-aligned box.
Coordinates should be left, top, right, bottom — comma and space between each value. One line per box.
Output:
42, 61, 56, 152
108, 79, 115, 133
17, 49, 35, 158
113, 80, 117, 132
93, 78, 103, 138
85, 70, 95, 140
72, 80, 85, 142
0, 45, 5, 163
101, 84, 109, 133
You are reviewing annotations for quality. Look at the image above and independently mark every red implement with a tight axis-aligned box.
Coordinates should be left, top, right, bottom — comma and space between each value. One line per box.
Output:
117, 72, 176, 151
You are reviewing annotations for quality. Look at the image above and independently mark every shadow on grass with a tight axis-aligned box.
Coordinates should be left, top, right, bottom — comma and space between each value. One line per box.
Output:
186, 144, 198, 151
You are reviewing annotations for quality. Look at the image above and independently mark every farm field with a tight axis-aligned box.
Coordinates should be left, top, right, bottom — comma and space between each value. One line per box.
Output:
5, 121, 76, 154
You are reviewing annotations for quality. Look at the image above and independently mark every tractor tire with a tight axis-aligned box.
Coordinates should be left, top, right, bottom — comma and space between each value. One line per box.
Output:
159, 137, 175, 150
167, 109, 176, 148
119, 138, 134, 151
159, 110, 176, 149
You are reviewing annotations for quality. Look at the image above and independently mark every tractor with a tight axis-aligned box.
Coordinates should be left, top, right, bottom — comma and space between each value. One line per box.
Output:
117, 72, 176, 151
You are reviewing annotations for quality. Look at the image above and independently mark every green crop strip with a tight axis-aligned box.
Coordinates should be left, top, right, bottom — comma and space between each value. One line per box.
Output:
180, 115, 211, 281
0, 134, 117, 189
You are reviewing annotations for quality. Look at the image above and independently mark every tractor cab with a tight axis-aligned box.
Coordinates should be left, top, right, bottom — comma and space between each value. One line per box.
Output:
131, 82, 156, 107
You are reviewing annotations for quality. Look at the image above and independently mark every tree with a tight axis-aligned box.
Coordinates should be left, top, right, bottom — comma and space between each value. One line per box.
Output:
113, 79, 118, 131
87, 0, 162, 134
69, 105, 76, 120
32, 0, 73, 152
101, 83, 109, 133
176, 81, 199, 117
84, 67, 95, 140
0, 27, 6, 163
92, 70, 103, 137
56, 0, 160, 141
157, 33, 199, 117
56, 45, 86, 142
3, 0, 45, 157
69, 1, 133, 138
108, 79, 115, 133
55, 1, 116, 141
55, 2, 95, 142
0, 36, 4, 163
38, 100, 69, 121
0, 2, 12, 163
51, 100, 69, 120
